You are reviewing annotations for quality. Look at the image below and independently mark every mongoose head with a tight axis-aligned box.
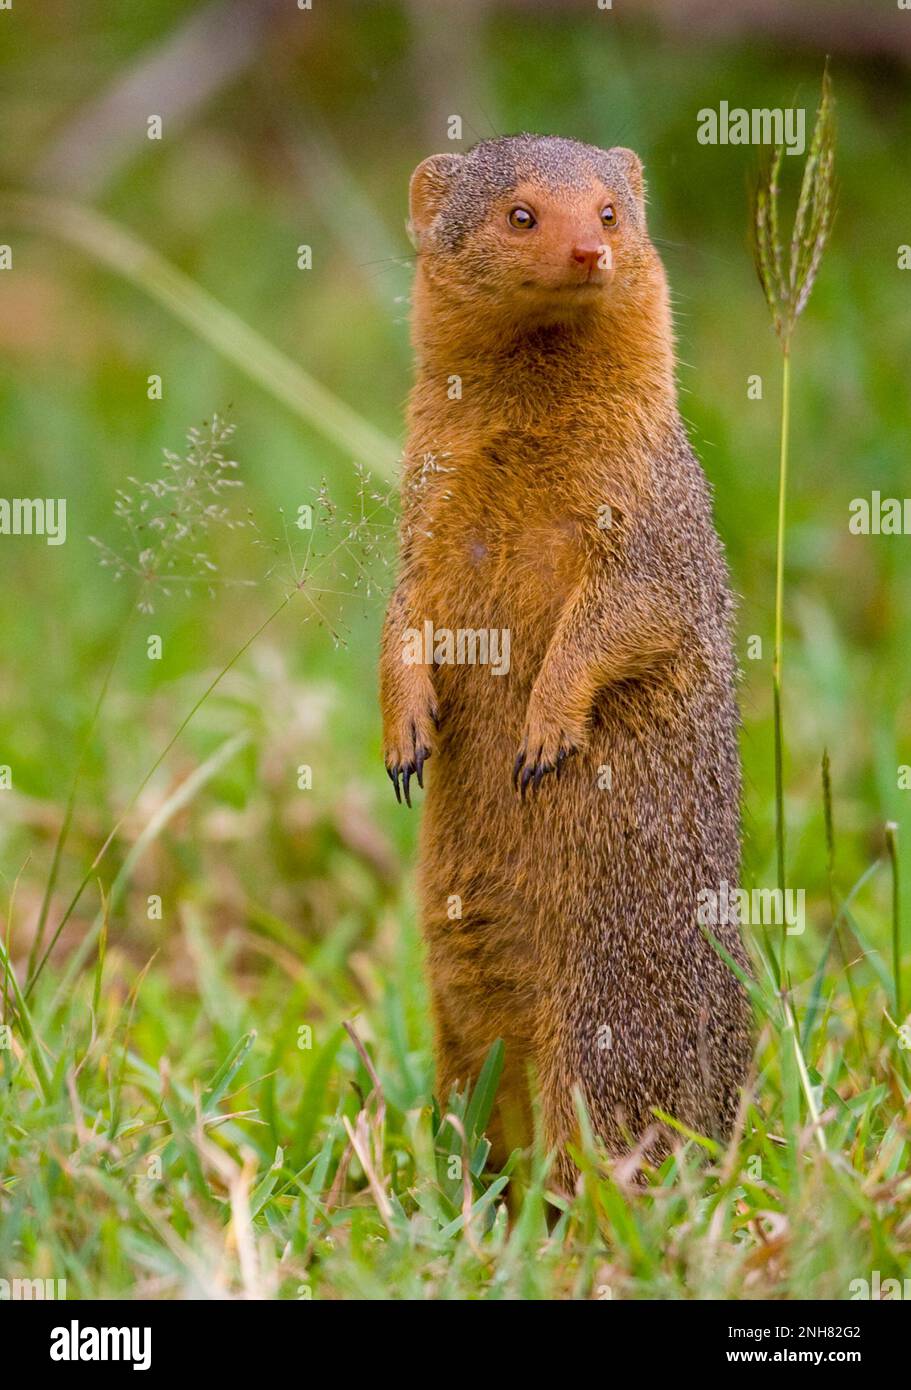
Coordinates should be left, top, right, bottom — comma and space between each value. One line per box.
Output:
409, 134, 661, 328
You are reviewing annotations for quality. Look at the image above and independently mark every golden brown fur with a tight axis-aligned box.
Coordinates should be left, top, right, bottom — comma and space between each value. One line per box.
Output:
380, 135, 752, 1187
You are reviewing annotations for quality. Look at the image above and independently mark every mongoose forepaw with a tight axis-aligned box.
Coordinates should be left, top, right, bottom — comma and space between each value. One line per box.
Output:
513, 734, 578, 800
384, 709, 437, 807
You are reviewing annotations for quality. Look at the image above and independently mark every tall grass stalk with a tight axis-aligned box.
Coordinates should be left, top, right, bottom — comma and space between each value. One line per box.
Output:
772, 347, 791, 978
886, 821, 902, 1023
752, 67, 835, 992
752, 70, 835, 1153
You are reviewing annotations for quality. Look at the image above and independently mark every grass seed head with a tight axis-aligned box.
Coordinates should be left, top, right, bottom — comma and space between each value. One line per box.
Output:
753, 66, 836, 349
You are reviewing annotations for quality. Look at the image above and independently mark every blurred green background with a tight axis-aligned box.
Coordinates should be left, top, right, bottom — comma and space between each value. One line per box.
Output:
1, 0, 910, 1094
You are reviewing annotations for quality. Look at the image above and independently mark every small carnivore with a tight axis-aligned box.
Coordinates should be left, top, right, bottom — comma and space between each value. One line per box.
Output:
380, 134, 752, 1186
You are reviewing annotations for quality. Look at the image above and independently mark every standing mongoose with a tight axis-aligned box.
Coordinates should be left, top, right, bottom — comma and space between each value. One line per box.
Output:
380, 134, 753, 1188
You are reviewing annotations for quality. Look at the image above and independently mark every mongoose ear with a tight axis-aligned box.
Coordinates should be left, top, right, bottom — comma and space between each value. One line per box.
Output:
609, 147, 645, 212
408, 154, 464, 246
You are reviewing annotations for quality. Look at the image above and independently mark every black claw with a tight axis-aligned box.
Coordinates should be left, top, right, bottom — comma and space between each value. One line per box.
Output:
514, 733, 578, 799
387, 738, 434, 805
513, 749, 526, 791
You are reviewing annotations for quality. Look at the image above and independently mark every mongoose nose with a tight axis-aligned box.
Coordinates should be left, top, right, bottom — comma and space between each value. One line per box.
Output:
570, 243, 606, 273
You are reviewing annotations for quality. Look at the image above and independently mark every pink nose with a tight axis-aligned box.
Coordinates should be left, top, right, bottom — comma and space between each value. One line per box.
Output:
570, 243, 604, 272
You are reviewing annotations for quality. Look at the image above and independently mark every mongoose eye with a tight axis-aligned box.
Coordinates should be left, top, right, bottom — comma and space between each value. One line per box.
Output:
600, 204, 618, 228
508, 206, 537, 230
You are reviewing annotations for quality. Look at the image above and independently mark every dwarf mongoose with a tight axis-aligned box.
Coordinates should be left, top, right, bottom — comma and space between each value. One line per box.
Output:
380, 135, 752, 1186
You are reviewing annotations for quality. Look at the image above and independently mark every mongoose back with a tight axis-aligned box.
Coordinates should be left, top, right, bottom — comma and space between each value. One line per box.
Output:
380, 134, 752, 1187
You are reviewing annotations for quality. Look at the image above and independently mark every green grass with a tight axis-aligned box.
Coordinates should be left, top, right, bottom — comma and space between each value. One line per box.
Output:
2, 2, 911, 1300
1, 826, 910, 1299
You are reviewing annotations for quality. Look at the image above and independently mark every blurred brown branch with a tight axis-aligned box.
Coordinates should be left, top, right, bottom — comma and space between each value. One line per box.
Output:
497, 0, 911, 66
